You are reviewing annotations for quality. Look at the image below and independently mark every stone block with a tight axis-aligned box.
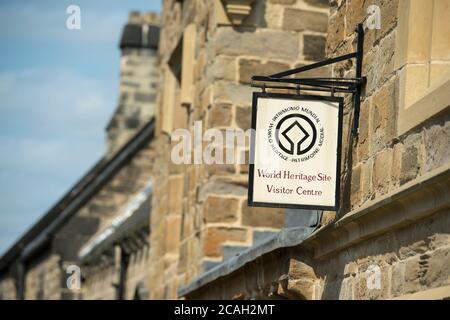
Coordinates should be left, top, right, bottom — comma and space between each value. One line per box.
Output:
208, 55, 236, 82
303, 35, 326, 61
165, 215, 182, 254
354, 264, 390, 300
423, 247, 450, 288
326, 7, 345, 54
235, 105, 252, 130
372, 148, 393, 196
269, 0, 296, 4
391, 261, 405, 297
213, 81, 254, 105
208, 103, 232, 128
400, 134, 422, 185
350, 164, 362, 208
361, 159, 373, 202
304, 0, 329, 8
371, 81, 397, 146
168, 175, 184, 215
214, 27, 299, 59
238, 58, 289, 84
204, 196, 240, 223
404, 256, 422, 293
423, 121, 450, 172
282, 9, 328, 33
241, 203, 284, 228
203, 227, 248, 258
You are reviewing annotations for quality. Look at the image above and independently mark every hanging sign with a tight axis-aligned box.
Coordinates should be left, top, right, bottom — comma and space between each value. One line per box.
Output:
248, 93, 343, 211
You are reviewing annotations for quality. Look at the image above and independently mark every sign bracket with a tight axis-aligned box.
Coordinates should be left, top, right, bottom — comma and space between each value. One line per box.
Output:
251, 23, 365, 136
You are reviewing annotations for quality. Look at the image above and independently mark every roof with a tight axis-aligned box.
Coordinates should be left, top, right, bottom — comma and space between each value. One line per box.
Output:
0, 120, 155, 274
79, 179, 153, 260
120, 24, 160, 49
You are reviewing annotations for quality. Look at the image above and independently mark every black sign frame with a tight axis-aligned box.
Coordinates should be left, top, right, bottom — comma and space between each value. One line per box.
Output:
247, 92, 344, 211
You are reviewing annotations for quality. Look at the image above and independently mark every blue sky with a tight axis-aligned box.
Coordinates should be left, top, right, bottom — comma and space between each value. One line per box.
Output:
0, 0, 161, 255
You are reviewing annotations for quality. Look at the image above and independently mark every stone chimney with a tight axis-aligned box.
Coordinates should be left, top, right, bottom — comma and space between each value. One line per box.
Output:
106, 12, 160, 157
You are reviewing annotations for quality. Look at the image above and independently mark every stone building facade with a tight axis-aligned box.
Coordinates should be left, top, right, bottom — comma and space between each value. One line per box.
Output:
176, 0, 450, 299
146, 0, 331, 299
1, 0, 449, 300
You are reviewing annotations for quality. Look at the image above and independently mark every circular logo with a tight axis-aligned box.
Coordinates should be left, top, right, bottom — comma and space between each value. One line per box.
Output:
268, 105, 324, 162
275, 114, 317, 155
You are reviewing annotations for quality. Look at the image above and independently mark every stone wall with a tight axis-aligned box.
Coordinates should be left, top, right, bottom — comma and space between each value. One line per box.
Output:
147, 0, 330, 299
78, 142, 156, 299
183, 0, 450, 300
320, 0, 450, 299
24, 253, 61, 300
0, 276, 16, 300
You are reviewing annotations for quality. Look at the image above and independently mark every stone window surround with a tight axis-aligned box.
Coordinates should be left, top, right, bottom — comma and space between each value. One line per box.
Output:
395, 0, 450, 136
161, 24, 196, 134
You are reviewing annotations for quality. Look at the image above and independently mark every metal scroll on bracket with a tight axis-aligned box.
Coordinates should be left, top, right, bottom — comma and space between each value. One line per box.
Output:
251, 23, 366, 136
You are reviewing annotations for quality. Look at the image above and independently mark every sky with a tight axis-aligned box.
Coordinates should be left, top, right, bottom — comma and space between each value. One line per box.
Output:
0, 0, 161, 255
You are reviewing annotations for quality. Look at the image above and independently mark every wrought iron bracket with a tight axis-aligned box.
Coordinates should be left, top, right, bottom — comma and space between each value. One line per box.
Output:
251, 23, 366, 136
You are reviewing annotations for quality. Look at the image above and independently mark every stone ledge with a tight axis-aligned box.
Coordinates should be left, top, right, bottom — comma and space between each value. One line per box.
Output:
306, 163, 450, 258
179, 163, 450, 298
178, 226, 314, 298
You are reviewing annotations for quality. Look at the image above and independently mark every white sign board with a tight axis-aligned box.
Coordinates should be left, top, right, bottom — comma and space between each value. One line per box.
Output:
248, 93, 343, 210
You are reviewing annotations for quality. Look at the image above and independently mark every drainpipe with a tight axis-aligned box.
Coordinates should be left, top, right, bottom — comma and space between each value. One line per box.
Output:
15, 261, 25, 300
114, 245, 129, 300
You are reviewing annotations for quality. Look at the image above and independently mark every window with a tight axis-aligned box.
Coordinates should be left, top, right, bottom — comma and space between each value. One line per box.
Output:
395, 0, 450, 135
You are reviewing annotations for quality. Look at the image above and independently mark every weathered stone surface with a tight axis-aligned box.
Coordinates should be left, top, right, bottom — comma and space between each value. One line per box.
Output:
203, 227, 248, 257
364, 31, 396, 95
294, 63, 331, 78
339, 277, 354, 300
165, 215, 182, 253
404, 256, 422, 293
326, 6, 345, 54
208, 103, 232, 128
303, 35, 326, 60
282, 9, 328, 32
198, 181, 248, 201
208, 55, 236, 82
213, 81, 254, 105
168, 175, 184, 215
204, 196, 240, 223
214, 27, 299, 59
372, 148, 392, 196
423, 121, 450, 172
354, 264, 390, 300
235, 105, 252, 130
350, 164, 362, 208
391, 261, 405, 297
241, 204, 284, 228
423, 247, 450, 288
400, 134, 422, 185
360, 159, 373, 202
371, 81, 397, 149
304, 0, 330, 8
269, 0, 296, 4
238, 59, 289, 84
